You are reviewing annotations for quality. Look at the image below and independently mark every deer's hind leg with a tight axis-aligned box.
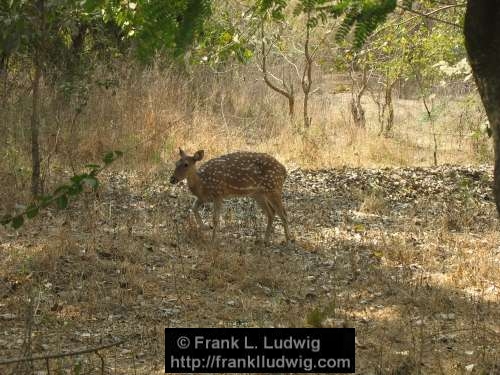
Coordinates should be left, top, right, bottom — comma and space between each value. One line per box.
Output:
265, 192, 292, 243
254, 194, 275, 245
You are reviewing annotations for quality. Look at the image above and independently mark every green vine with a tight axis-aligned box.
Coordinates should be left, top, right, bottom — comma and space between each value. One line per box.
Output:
1, 151, 123, 229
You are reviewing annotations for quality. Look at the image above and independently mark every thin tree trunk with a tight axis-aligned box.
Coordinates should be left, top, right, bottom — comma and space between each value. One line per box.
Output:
31, 0, 44, 197
350, 65, 368, 128
288, 95, 295, 117
0, 55, 8, 143
31, 54, 42, 197
260, 21, 295, 119
302, 14, 313, 128
303, 91, 310, 128
384, 83, 394, 135
350, 94, 366, 128
0, 55, 7, 109
464, 1, 500, 215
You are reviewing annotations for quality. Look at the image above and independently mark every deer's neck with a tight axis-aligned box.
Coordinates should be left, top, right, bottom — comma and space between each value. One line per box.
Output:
186, 169, 203, 198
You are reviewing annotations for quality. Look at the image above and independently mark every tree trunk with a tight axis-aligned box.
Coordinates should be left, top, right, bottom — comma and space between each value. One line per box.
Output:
30, 0, 45, 197
0, 54, 7, 107
384, 83, 394, 136
350, 94, 366, 128
260, 21, 295, 120
302, 14, 313, 128
350, 65, 368, 128
288, 95, 295, 118
303, 91, 311, 128
31, 54, 42, 197
0, 54, 8, 141
464, 1, 500, 215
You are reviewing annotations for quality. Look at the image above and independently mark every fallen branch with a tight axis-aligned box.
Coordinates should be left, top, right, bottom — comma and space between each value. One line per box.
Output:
0, 340, 126, 366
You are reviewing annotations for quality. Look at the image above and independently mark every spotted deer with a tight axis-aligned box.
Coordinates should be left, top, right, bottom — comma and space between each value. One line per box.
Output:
170, 148, 292, 244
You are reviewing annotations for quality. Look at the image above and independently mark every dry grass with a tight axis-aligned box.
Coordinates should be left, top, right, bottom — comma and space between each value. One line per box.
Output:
0, 167, 499, 374
0, 65, 491, 205
359, 189, 388, 216
0, 64, 498, 374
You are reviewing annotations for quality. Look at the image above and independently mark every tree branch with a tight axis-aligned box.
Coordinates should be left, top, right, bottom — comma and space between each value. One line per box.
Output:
396, 4, 463, 29
260, 21, 293, 99
0, 340, 126, 366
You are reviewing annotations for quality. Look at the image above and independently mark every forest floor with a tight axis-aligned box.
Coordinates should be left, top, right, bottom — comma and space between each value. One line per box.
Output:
1, 165, 499, 374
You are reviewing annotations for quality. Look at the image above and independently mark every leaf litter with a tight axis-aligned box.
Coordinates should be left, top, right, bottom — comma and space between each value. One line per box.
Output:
0, 165, 499, 374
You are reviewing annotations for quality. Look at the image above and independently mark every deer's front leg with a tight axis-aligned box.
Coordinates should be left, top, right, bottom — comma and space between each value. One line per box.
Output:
212, 199, 222, 241
192, 199, 210, 231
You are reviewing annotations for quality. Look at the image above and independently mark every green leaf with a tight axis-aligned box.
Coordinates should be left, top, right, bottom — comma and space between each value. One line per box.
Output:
245, 48, 254, 58
103, 152, 114, 164
26, 205, 39, 219
71, 174, 88, 184
1, 214, 13, 226
68, 184, 83, 196
56, 195, 69, 209
54, 185, 71, 195
83, 0, 103, 13
83, 176, 99, 189
102, 150, 122, 165
85, 164, 101, 169
12, 215, 24, 229
38, 195, 53, 208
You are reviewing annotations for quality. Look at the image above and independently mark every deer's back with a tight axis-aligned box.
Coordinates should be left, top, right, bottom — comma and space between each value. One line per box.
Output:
197, 152, 286, 199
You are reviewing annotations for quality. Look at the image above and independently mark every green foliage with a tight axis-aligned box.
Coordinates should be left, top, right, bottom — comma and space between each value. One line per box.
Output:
176, 0, 212, 55
1, 151, 122, 230
191, 9, 254, 66
341, 2, 467, 91
11, 215, 24, 229
1, 0, 402, 67
127, 0, 211, 61
254, 0, 288, 20
330, 0, 397, 48
1, 0, 212, 68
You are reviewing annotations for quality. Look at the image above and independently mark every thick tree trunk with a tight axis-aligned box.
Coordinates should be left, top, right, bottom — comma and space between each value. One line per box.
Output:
464, 1, 500, 215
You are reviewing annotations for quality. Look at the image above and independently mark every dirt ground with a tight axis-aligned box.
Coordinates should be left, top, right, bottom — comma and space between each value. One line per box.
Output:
1, 165, 499, 374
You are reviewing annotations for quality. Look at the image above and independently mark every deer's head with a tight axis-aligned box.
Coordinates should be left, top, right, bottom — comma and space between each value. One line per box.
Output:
170, 148, 204, 184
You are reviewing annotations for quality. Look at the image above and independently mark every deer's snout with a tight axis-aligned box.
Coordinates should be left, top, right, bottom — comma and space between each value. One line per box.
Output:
170, 175, 178, 184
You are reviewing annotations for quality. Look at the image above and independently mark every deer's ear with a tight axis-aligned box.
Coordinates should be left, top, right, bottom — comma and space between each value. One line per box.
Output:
193, 150, 204, 161
179, 148, 187, 158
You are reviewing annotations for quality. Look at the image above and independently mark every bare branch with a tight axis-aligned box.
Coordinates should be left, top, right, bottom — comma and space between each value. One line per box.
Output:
0, 340, 126, 366
260, 21, 293, 100
371, 4, 464, 40
273, 44, 301, 80
395, 4, 463, 29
